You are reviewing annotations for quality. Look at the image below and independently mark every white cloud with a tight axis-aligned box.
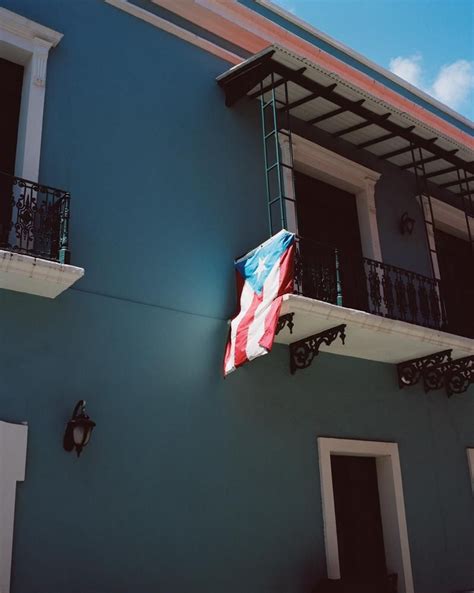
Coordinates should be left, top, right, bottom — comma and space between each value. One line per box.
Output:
389, 54, 423, 87
431, 60, 474, 108
389, 54, 474, 112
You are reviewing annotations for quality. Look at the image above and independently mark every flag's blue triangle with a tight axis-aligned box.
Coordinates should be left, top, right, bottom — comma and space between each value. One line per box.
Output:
235, 230, 294, 295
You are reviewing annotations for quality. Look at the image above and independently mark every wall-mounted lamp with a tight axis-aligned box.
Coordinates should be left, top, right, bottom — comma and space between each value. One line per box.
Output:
63, 400, 96, 457
400, 211, 415, 235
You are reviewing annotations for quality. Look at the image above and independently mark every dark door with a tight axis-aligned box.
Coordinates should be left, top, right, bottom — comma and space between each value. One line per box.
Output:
295, 172, 366, 309
331, 455, 387, 583
435, 229, 474, 338
0, 57, 24, 246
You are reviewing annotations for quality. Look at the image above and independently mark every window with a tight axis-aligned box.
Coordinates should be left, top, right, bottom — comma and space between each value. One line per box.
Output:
318, 437, 414, 593
0, 420, 28, 593
279, 133, 382, 261
0, 7, 62, 181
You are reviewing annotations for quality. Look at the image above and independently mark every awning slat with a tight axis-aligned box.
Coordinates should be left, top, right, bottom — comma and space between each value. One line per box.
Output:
217, 45, 474, 195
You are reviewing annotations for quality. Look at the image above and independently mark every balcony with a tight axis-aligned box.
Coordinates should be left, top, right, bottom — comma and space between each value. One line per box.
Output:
275, 237, 474, 365
0, 171, 84, 298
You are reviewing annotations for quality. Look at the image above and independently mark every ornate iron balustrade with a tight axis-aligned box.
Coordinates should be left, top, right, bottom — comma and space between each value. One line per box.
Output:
0, 171, 71, 263
294, 236, 449, 333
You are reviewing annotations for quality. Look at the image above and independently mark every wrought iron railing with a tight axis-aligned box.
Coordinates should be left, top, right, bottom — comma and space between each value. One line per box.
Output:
0, 171, 71, 263
294, 236, 449, 332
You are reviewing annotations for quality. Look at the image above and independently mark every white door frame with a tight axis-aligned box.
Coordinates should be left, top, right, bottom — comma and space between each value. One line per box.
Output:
0, 420, 28, 593
317, 437, 414, 593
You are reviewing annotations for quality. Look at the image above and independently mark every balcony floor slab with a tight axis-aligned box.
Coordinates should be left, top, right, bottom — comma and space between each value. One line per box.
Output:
0, 250, 84, 298
276, 294, 473, 363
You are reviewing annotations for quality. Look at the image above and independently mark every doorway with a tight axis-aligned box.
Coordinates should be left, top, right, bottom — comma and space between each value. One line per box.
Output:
294, 172, 366, 309
331, 455, 387, 582
435, 229, 474, 338
318, 438, 414, 592
0, 57, 24, 247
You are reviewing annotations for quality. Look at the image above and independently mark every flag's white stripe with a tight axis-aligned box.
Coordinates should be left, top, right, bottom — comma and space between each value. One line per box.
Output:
225, 281, 254, 374
245, 258, 281, 361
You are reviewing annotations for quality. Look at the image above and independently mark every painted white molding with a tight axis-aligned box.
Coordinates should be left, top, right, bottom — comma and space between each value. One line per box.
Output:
317, 438, 414, 593
278, 134, 298, 235
276, 293, 474, 362
288, 133, 383, 261
0, 250, 84, 298
467, 449, 474, 495
0, 420, 28, 593
104, 0, 241, 65
0, 8, 63, 182
432, 198, 472, 241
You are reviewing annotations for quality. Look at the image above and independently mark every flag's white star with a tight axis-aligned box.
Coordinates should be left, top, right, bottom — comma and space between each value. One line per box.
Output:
255, 256, 268, 279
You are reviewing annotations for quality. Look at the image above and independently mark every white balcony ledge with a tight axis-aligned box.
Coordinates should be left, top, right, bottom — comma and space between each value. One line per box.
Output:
276, 294, 473, 363
0, 250, 84, 298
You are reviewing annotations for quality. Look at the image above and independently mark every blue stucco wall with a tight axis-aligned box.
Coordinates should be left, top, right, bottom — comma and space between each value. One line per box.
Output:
0, 2, 473, 593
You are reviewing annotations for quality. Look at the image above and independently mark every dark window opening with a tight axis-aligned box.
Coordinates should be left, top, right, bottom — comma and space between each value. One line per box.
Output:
294, 172, 367, 310
0, 57, 24, 247
436, 229, 474, 338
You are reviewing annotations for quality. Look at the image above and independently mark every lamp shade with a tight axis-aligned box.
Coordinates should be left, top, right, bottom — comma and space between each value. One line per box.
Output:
63, 400, 96, 457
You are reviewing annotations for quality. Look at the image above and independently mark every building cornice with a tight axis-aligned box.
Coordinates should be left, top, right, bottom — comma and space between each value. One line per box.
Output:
0, 7, 63, 47
255, 0, 473, 133
148, 0, 472, 150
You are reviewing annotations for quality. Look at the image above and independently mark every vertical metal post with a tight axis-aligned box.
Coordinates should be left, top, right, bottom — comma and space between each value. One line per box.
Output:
410, 143, 439, 279
259, 75, 296, 236
334, 247, 343, 306
59, 194, 71, 264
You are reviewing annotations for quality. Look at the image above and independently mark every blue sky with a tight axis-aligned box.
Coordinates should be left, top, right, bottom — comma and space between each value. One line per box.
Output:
272, 0, 474, 120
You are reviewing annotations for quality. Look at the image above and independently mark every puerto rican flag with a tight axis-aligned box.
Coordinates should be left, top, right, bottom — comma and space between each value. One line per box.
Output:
224, 229, 295, 376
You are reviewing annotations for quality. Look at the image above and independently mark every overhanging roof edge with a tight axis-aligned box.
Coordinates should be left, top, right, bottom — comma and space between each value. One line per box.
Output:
217, 45, 474, 160
254, 0, 472, 133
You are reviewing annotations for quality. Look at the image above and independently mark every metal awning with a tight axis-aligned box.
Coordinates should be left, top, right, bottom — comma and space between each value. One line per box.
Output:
217, 45, 474, 198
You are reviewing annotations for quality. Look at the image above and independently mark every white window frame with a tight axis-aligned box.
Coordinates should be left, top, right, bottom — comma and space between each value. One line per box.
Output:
317, 437, 414, 593
422, 196, 472, 282
279, 133, 382, 261
0, 420, 28, 593
467, 448, 474, 495
0, 7, 63, 181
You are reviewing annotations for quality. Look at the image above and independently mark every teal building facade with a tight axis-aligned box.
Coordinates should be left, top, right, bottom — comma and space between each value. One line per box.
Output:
0, 2, 472, 593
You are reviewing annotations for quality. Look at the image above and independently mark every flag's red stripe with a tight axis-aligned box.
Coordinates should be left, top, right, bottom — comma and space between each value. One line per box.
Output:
259, 244, 295, 351
234, 292, 262, 367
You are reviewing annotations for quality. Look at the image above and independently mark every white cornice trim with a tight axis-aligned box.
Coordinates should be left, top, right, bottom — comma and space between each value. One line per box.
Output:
0, 7, 62, 47
104, 0, 242, 64
0, 251, 84, 298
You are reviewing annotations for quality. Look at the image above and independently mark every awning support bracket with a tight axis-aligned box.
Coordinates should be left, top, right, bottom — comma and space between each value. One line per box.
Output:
290, 324, 346, 374
423, 355, 474, 396
397, 349, 452, 388
276, 313, 295, 336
